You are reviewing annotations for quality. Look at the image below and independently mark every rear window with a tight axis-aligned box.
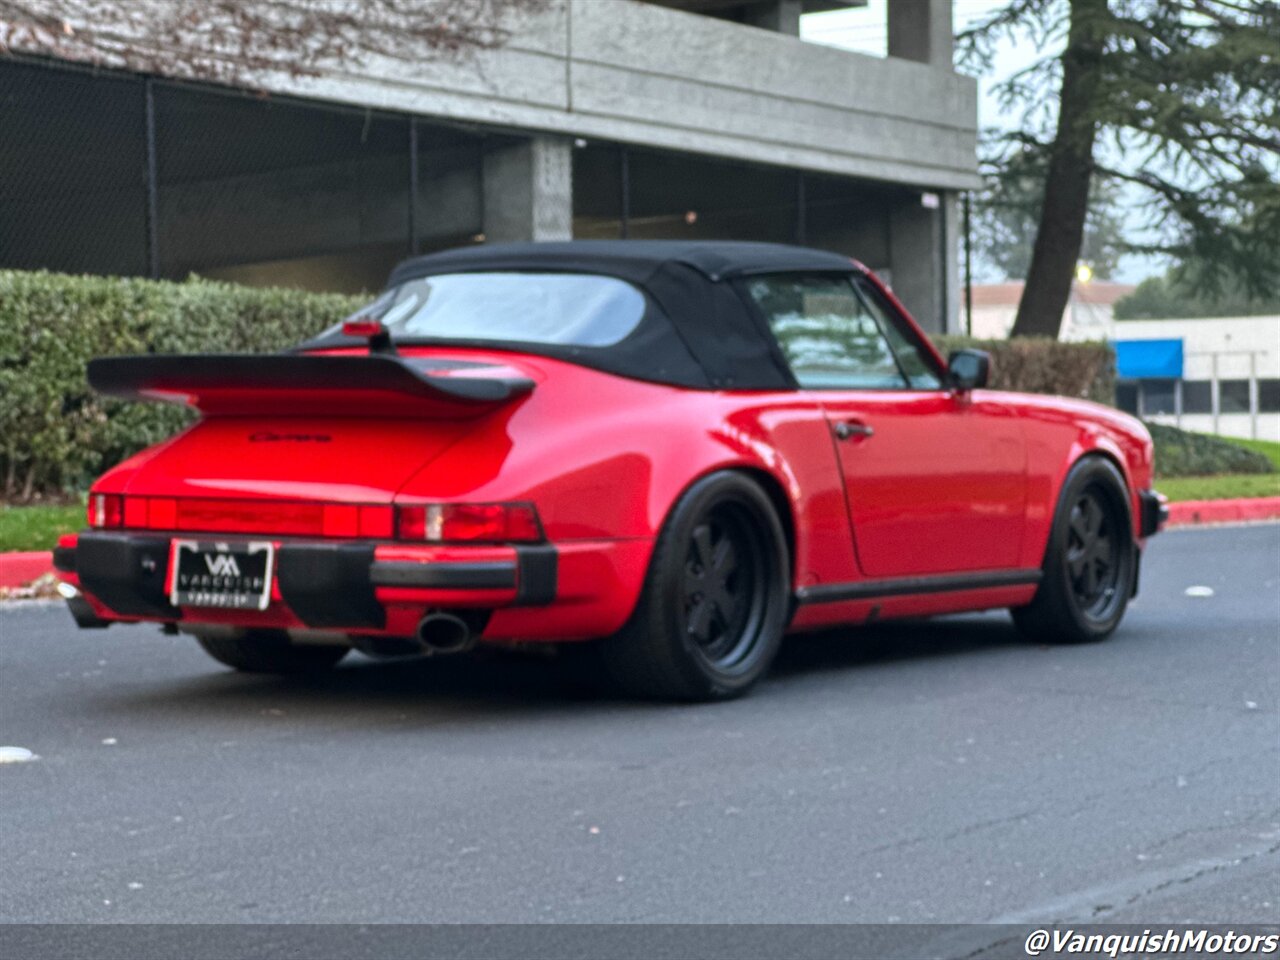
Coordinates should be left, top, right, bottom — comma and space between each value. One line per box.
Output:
334, 272, 646, 348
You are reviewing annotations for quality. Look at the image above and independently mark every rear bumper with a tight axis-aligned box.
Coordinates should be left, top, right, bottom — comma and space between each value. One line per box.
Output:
55, 530, 651, 642
57, 531, 556, 632
1138, 489, 1169, 538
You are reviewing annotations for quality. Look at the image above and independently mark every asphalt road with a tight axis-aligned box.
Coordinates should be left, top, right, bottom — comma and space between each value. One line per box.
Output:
1, 524, 1277, 940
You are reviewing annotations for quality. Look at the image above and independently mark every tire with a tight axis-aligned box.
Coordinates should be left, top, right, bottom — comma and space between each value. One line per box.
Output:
196, 630, 349, 674
600, 471, 790, 701
1012, 456, 1136, 645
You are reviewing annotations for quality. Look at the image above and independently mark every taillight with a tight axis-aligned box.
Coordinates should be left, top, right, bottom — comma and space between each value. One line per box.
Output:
87, 493, 124, 529
396, 503, 542, 543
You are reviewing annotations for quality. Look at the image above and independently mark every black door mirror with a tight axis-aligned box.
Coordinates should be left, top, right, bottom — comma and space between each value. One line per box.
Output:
948, 349, 990, 391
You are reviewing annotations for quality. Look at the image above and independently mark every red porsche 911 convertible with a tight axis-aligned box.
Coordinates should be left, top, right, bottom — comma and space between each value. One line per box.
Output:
57, 241, 1165, 700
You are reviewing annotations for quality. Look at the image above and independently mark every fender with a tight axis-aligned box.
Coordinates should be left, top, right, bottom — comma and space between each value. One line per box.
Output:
1020, 413, 1152, 570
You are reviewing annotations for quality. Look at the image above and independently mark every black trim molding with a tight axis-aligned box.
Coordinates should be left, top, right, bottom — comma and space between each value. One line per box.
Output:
277, 543, 383, 629
369, 561, 516, 590
515, 545, 558, 606
52, 545, 77, 573
75, 531, 177, 619
1138, 489, 1167, 538
795, 568, 1042, 606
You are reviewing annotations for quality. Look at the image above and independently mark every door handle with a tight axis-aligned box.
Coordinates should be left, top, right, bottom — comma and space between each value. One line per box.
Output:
833, 420, 874, 441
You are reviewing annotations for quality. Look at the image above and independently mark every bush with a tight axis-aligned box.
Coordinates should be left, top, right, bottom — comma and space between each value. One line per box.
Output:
1145, 422, 1275, 478
933, 335, 1116, 406
0, 270, 361, 500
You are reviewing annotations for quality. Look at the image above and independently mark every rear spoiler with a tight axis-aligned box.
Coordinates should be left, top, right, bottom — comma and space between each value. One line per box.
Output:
87, 354, 535, 415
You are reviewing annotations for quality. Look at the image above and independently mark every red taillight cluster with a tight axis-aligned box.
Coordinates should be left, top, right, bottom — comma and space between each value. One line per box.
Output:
86, 493, 543, 543
88, 493, 124, 529
395, 503, 542, 543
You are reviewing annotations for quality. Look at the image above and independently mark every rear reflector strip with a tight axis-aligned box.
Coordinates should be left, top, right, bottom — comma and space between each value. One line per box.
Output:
104, 496, 395, 539
95, 496, 540, 544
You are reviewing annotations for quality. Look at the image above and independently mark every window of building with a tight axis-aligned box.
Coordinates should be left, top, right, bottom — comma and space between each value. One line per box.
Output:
745, 274, 908, 389
1181, 380, 1213, 414
1116, 382, 1138, 415
1219, 380, 1251, 414
1140, 379, 1177, 416
1258, 379, 1280, 414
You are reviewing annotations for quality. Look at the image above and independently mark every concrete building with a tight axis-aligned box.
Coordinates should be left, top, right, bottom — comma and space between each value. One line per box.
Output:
0, 0, 977, 333
969, 283, 1280, 441
1112, 316, 1280, 443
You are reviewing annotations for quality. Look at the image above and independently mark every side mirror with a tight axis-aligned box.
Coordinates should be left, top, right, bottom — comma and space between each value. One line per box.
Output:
948, 349, 990, 391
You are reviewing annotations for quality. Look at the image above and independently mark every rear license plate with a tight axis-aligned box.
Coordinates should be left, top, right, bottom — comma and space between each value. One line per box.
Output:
169, 540, 274, 610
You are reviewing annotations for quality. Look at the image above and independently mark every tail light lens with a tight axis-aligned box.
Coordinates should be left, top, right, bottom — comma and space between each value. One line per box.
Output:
81, 495, 537, 542
87, 493, 124, 529
396, 503, 542, 543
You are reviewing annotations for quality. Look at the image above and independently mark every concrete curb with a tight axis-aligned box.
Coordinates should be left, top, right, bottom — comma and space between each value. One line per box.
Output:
2, 495, 1279, 589
0, 551, 53, 589
1165, 495, 1280, 528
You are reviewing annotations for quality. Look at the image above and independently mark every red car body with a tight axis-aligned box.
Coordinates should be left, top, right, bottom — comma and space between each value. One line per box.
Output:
56, 241, 1163, 698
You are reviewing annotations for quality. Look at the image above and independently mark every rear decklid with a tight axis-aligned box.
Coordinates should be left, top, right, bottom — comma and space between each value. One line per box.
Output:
87, 352, 534, 510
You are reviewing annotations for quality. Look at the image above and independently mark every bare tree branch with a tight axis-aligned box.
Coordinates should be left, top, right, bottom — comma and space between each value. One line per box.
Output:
0, 0, 551, 86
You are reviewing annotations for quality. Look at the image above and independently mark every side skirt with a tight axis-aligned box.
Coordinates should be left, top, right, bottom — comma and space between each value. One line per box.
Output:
795, 568, 1042, 606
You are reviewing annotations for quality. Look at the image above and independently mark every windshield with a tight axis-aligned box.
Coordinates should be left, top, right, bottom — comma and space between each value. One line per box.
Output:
333, 272, 646, 348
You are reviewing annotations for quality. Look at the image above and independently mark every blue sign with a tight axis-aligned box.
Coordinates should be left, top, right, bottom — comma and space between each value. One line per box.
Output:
1114, 339, 1183, 379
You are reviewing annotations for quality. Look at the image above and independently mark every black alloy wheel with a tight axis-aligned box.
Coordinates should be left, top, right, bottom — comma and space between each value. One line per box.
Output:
601, 471, 790, 701
1011, 456, 1135, 645
681, 502, 769, 671
1064, 487, 1124, 621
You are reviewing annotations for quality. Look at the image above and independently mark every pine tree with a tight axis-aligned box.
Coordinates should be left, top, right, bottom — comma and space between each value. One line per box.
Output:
959, 0, 1280, 337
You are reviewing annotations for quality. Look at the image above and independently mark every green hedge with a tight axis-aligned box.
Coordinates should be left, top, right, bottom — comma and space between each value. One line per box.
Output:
1146, 422, 1275, 478
933, 335, 1116, 406
0, 270, 361, 499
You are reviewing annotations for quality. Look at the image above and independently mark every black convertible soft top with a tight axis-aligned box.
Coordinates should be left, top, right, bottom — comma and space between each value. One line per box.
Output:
302, 241, 864, 391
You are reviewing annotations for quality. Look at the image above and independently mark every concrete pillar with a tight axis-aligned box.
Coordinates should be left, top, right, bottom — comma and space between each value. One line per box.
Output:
887, 0, 953, 68
744, 0, 803, 35
482, 136, 572, 243
941, 191, 960, 334
888, 191, 960, 335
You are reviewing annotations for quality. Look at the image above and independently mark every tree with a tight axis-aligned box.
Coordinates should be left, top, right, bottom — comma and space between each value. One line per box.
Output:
973, 137, 1126, 281
0, 0, 546, 86
958, 0, 1280, 338
1114, 260, 1280, 319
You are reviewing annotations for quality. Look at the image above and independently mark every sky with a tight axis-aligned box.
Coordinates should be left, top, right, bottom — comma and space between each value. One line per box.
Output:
798, 0, 1166, 285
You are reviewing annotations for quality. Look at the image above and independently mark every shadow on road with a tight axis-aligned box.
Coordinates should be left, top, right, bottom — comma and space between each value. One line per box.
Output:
85, 613, 1030, 725
773, 613, 1025, 678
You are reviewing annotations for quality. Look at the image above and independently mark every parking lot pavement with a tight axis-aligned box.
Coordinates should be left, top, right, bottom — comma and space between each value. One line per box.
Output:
1, 524, 1277, 928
